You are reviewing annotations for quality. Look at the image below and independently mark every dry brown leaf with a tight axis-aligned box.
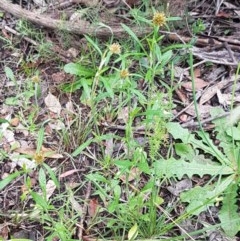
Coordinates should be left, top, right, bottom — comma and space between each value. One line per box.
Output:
182, 78, 208, 91
10, 117, 20, 127
175, 88, 189, 104
194, 68, 201, 77
52, 71, 66, 83
118, 106, 129, 123
44, 92, 62, 115
199, 79, 230, 105
185, 104, 213, 118
59, 169, 82, 179
120, 167, 141, 182
15, 146, 63, 159
88, 198, 99, 217
104, 137, 113, 157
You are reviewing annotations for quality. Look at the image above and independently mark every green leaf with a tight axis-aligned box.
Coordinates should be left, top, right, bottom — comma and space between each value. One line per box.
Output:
36, 127, 44, 153
159, 50, 172, 68
0, 171, 21, 190
31, 192, 49, 210
121, 23, 145, 53
85, 35, 102, 56
43, 163, 60, 189
0, 118, 10, 124
180, 175, 235, 215
154, 158, 234, 179
64, 63, 95, 77
38, 167, 47, 197
219, 182, 240, 237
4, 66, 15, 81
167, 122, 190, 143
167, 122, 230, 165
71, 138, 93, 157
128, 223, 138, 240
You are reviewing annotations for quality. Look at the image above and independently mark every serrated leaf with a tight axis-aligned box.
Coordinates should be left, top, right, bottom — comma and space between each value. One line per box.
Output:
167, 122, 230, 165
128, 223, 138, 240
219, 183, 240, 237
180, 175, 235, 215
154, 158, 233, 179
167, 122, 191, 143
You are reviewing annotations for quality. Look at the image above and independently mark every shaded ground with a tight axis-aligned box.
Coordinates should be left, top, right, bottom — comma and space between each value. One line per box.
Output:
0, 0, 240, 240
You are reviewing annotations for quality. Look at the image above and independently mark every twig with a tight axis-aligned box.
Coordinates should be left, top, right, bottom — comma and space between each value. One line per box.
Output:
181, 112, 230, 128
4, 25, 38, 45
77, 181, 92, 240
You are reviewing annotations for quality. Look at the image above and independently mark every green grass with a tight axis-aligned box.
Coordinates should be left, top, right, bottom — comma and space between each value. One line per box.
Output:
0, 7, 240, 241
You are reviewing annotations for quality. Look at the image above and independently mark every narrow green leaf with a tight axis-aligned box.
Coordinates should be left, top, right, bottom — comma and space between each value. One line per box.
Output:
121, 23, 145, 52
43, 163, 60, 189
0, 118, 10, 124
85, 35, 102, 56
31, 192, 48, 210
0, 171, 21, 190
71, 138, 93, 157
36, 127, 44, 153
38, 167, 47, 197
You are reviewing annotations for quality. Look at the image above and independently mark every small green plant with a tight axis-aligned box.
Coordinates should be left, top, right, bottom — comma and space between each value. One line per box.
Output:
191, 18, 206, 35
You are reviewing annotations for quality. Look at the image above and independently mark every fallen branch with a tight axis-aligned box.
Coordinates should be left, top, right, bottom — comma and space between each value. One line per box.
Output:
0, 0, 151, 37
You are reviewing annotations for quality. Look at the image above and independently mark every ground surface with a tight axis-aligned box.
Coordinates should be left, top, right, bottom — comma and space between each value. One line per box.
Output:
0, 0, 240, 240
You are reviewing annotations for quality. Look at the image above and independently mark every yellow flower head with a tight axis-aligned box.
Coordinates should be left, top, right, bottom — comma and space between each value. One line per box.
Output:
109, 43, 121, 54
34, 151, 45, 165
152, 12, 166, 27
120, 69, 130, 79
32, 75, 40, 83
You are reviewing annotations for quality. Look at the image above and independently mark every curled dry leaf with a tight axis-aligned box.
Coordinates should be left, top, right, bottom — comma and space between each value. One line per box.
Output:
88, 198, 99, 217
182, 78, 208, 91
44, 92, 62, 115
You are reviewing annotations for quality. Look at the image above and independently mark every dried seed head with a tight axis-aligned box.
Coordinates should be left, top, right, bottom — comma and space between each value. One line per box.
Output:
120, 69, 130, 79
109, 43, 121, 54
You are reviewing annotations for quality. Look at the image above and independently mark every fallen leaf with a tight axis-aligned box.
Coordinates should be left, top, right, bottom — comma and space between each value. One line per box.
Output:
120, 167, 141, 182
59, 169, 82, 179
44, 92, 62, 115
48, 119, 65, 130
88, 198, 99, 217
104, 137, 113, 157
118, 106, 129, 123
15, 146, 63, 159
9, 153, 37, 169
175, 88, 189, 104
10, 117, 20, 126
185, 104, 213, 118
182, 78, 208, 91
52, 71, 66, 83
46, 180, 56, 200
199, 78, 230, 105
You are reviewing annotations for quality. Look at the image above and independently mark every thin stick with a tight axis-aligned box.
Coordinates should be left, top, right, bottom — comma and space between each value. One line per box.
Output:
77, 181, 92, 240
